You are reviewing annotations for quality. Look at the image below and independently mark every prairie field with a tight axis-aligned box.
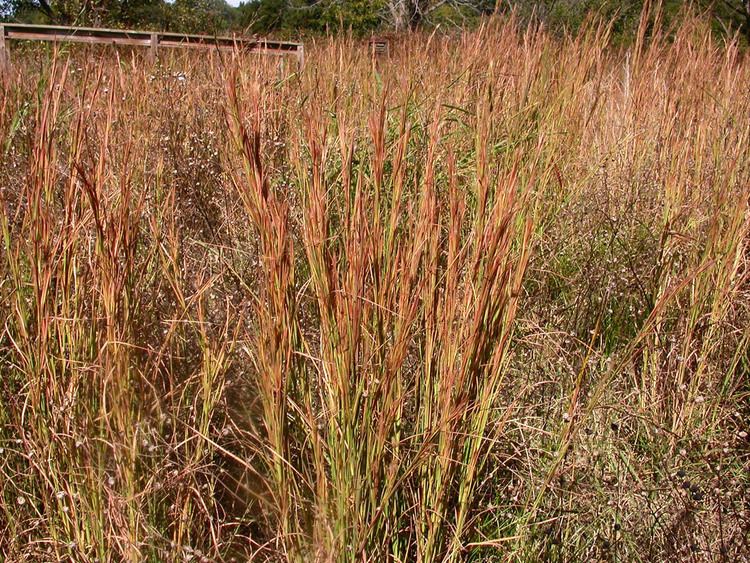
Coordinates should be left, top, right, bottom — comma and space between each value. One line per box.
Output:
0, 10, 749, 562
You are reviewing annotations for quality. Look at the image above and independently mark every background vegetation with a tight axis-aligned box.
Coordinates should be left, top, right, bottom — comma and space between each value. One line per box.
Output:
1, 3, 749, 562
1, 0, 750, 43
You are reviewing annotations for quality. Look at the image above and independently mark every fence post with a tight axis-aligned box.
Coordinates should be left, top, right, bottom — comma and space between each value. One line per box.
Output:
296, 44, 304, 70
0, 25, 9, 75
149, 33, 158, 62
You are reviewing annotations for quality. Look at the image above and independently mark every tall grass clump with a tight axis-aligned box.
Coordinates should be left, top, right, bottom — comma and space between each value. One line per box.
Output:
1, 6, 749, 562
223, 61, 535, 559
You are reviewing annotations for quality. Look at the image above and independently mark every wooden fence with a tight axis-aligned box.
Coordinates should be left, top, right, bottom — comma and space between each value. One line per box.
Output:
0, 23, 304, 71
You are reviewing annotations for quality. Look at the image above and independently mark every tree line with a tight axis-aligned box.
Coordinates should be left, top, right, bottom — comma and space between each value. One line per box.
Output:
2, 0, 749, 41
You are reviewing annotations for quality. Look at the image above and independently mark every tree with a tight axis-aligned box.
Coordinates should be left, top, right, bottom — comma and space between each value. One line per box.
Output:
320, 0, 384, 33
384, 0, 493, 30
1, 0, 171, 26
169, 0, 235, 33
721, 0, 750, 39
236, 0, 288, 33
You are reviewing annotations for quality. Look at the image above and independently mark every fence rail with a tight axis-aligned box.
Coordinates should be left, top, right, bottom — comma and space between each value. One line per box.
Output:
0, 23, 304, 70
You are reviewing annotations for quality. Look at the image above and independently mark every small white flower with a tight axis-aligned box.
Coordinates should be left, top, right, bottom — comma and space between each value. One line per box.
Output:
17, 496, 26, 506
